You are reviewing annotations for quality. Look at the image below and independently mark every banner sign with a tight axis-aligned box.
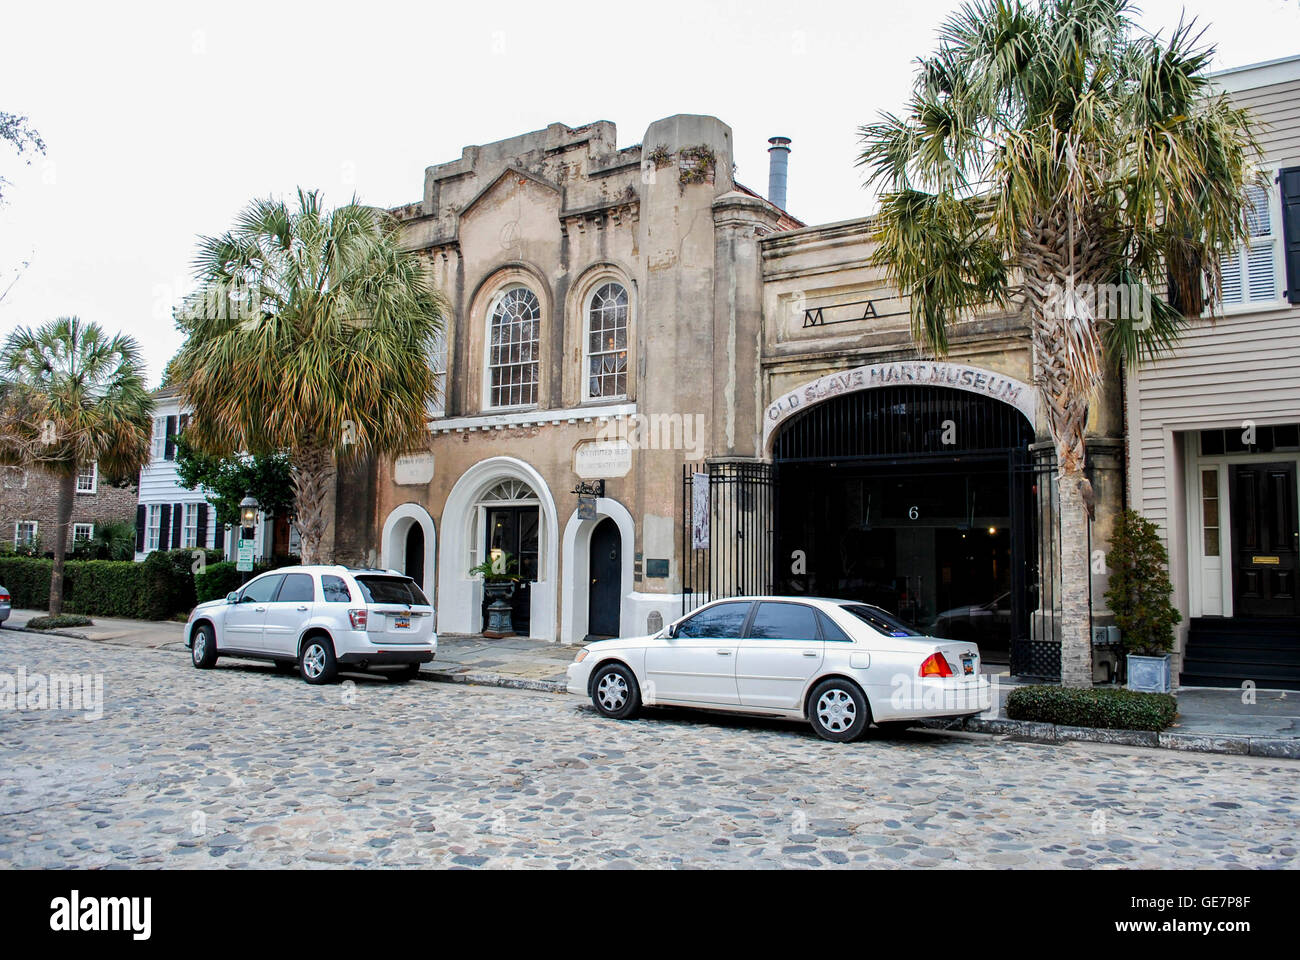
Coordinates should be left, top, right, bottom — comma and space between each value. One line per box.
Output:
691, 472, 710, 550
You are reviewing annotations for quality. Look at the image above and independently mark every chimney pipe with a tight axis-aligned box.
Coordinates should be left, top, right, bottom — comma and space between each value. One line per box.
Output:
767, 136, 791, 211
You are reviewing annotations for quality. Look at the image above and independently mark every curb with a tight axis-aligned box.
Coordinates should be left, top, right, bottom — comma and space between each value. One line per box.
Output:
916, 715, 1300, 759
418, 668, 567, 695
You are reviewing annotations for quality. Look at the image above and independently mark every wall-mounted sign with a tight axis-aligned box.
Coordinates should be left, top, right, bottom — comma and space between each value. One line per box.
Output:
574, 440, 632, 479
394, 453, 435, 486
763, 360, 1037, 452
691, 472, 710, 549
645, 558, 669, 579
577, 496, 597, 520
802, 296, 908, 329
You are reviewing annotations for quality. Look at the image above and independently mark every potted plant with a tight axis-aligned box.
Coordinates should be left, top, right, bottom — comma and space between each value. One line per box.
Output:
469, 552, 519, 637
1104, 510, 1181, 693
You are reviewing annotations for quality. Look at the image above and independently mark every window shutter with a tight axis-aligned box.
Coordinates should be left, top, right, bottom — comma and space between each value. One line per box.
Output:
159, 504, 172, 551
135, 504, 146, 552
197, 503, 209, 548
179, 413, 190, 434
164, 415, 177, 460
172, 503, 183, 548
1281, 166, 1300, 304
1219, 248, 1243, 305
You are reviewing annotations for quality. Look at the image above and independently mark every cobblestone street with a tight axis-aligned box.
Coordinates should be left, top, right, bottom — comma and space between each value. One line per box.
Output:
1, 633, 1296, 869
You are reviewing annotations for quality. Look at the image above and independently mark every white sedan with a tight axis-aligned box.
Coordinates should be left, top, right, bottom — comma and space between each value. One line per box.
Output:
567, 596, 992, 742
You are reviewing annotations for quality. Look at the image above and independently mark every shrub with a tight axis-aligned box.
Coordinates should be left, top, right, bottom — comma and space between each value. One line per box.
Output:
25, 614, 94, 630
0, 553, 214, 621
1104, 509, 1180, 656
195, 561, 243, 603
64, 560, 147, 618
1006, 684, 1178, 732
0, 556, 53, 608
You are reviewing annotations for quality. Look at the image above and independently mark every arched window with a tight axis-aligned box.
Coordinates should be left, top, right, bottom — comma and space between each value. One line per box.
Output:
487, 287, 541, 408
584, 281, 628, 400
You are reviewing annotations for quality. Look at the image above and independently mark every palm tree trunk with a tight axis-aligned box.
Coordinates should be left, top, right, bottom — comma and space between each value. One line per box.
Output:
291, 445, 335, 565
1058, 469, 1094, 687
48, 467, 77, 615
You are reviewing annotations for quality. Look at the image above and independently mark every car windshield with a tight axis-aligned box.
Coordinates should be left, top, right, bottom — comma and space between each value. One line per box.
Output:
355, 575, 428, 606
840, 604, 922, 638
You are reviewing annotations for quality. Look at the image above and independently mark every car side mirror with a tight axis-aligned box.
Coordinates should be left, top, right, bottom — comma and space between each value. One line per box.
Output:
665, 624, 677, 639
226, 592, 239, 604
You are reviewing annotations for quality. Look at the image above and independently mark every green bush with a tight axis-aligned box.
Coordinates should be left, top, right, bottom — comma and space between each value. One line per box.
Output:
64, 560, 148, 618
0, 556, 54, 608
195, 561, 243, 603
1006, 684, 1178, 732
1104, 509, 1180, 656
25, 614, 94, 630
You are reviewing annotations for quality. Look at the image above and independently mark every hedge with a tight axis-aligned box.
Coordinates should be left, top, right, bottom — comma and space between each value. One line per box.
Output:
0, 549, 227, 621
1005, 685, 1178, 732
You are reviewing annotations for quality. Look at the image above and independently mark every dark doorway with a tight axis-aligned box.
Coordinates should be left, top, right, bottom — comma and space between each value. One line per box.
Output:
770, 385, 1037, 664
482, 505, 539, 634
1230, 461, 1299, 617
404, 522, 424, 591
587, 517, 621, 639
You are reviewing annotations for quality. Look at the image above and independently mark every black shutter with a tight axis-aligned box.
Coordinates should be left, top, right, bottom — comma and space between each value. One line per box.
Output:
178, 413, 190, 434
135, 504, 146, 552
159, 504, 172, 551
164, 415, 177, 460
197, 503, 208, 549
1281, 166, 1300, 305
172, 503, 183, 549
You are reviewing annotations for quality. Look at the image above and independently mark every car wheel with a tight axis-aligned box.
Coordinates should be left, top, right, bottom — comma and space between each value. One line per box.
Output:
191, 624, 217, 669
388, 663, 421, 683
808, 678, 870, 742
591, 662, 640, 720
299, 636, 338, 684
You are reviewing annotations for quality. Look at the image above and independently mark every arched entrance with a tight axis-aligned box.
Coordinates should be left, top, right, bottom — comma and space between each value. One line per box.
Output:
437, 457, 559, 639
379, 503, 436, 600
771, 382, 1037, 662
559, 496, 635, 644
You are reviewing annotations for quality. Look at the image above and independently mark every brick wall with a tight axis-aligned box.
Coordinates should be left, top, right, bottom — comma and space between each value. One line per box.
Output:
0, 465, 139, 554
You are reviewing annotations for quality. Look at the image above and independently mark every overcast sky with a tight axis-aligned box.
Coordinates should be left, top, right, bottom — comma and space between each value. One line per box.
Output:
2, 0, 1297, 386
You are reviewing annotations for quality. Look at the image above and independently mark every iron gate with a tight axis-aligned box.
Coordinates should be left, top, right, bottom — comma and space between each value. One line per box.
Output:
681, 461, 774, 615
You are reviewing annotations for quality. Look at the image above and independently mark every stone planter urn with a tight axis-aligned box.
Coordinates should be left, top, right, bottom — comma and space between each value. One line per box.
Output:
1126, 653, 1172, 693
482, 581, 516, 638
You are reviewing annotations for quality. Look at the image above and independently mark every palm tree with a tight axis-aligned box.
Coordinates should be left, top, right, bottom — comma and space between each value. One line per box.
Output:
170, 189, 445, 565
858, 0, 1258, 686
0, 318, 153, 614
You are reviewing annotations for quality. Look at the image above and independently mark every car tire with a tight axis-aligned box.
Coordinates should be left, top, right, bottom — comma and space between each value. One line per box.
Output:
388, 663, 421, 683
191, 624, 217, 669
591, 662, 641, 720
807, 677, 870, 742
299, 636, 338, 684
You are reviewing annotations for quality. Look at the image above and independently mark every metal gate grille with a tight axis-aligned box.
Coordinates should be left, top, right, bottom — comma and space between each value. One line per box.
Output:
681, 461, 774, 615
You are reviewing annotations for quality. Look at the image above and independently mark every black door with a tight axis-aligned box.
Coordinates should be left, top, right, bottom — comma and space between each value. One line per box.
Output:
587, 518, 621, 638
1230, 462, 1299, 617
404, 523, 424, 592
482, 506, 539, 634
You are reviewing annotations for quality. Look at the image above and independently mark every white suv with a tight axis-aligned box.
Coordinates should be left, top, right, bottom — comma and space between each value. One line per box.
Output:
185, 565, 436, 684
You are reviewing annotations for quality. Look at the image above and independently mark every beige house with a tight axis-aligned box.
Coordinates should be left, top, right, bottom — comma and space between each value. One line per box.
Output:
1126, 54, 1300, 689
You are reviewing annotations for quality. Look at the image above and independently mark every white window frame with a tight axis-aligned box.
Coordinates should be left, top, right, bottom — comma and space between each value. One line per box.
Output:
14, 521, 37, 547
483, 285, 542, 410
151, 417, 167, 461
582, 281, 630, 402
182, 503, 201, 548
146, 504, 162, 552
1217, 170, 1286, 314
76, 461, 97, 494
428, 326, 448, 418
72, 522, 95, 543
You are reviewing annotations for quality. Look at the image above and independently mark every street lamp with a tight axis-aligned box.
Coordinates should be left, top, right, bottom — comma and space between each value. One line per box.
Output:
239, 495, 259, 534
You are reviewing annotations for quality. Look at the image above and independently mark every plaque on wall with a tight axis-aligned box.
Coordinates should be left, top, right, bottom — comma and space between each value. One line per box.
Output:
394, 453, 435, 486
645, 558, 669, 579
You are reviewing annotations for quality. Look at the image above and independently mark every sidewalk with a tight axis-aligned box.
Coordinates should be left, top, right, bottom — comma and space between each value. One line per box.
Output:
4, 612, 1296, 756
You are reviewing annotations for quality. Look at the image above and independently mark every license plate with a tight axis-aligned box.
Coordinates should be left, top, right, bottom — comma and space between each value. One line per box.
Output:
393, 615, 411, 630
962, 657, 974, 676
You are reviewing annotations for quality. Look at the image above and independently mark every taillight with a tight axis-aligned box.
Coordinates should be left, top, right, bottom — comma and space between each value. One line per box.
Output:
0, 594, 10, 603
348, 609, 368, 630
920, 652, 953, 678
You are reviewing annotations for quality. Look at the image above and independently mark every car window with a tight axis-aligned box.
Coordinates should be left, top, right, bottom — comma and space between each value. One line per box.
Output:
240, 574, 284, 604
275, 573, 315, 604
321, 575, 352, 602
817, 611, 852, 642
747, 602, 819, 641
840, 603, 921, 637
355, 575, 428, 605
675, 601, 752, 638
